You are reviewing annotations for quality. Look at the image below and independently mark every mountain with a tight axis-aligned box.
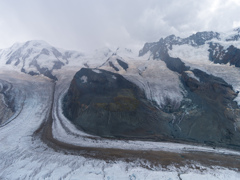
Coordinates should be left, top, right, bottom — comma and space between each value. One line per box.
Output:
0, 40, 84, 80
140, 27, 240, 67
1, 28, 240, 149
63, 28, 240, 150
1, 29, 240, 179
63, 68, 166, 138
138, 27, 240, 103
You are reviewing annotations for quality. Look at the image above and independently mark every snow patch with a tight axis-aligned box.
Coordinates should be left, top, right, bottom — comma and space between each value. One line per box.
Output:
185, 71, 200, 82
92, 69, 102, 74
80, 76, 88, 83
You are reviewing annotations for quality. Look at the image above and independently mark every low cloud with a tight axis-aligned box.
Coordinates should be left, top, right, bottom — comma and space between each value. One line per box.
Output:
0, 0, 239, 52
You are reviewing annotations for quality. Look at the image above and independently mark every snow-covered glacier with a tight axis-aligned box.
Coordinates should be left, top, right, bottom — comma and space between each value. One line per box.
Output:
1, 28, 240, 179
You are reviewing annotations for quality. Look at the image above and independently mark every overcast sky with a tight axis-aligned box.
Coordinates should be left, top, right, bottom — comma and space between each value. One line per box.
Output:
0, 0, 240, 52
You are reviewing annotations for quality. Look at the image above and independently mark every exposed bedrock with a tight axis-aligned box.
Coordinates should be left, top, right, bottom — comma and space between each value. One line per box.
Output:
209, 43, 240, 67
63, 31, 240, 149
0, 95, 14, 125
179, 69, 240, 148
63, 68, 240, 150
0, 80, 15, 125
138, 37, 240, 149
63, 68, 172, 139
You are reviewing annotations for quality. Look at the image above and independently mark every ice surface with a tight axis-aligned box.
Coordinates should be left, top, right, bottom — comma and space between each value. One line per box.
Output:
0, 68, 239, 179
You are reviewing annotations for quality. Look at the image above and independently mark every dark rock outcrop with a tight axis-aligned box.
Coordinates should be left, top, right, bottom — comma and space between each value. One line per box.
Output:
139, 30, 240, 69
178, 69, 240, 148
116, 59, 128, 71
108, 61, 119, 71
209, 43, 240, 67
0, 80, 15, 125
62, 30, 240, 150
139, 31, 220, 57
63, 68, 171, 139
63, 68, 240, 150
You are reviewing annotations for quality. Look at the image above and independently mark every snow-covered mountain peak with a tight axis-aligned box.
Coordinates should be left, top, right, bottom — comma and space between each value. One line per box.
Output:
80, 47, 113, 68
114, 47, 134, 56
22, 40, 51, 48
92, 47, 112, 58
0, 40, 84, 80
233, 27, 240, 33
83, 47, 136, 70
162, 34, 180, 43
4, 40, 52, 53
139, 28, 240, 106
140, 28, 240, 57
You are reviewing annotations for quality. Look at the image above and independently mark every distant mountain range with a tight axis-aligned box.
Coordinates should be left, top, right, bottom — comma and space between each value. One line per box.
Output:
0, 28, 240, 79
140, 27, 240, 68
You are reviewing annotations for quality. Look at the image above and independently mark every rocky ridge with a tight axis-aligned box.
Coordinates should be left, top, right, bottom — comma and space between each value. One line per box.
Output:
63, 68, 169, 138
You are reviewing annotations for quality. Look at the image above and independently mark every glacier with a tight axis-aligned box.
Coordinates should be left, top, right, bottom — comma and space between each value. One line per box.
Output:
1, 28, 240, 179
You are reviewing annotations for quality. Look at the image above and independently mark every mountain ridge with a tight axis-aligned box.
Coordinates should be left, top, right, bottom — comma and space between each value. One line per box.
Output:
0, 40, 84, 80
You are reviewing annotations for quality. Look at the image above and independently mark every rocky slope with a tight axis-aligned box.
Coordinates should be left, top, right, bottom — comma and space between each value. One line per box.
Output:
63, 67, 240, 149
62, 28, 240, 150
0, 84, 14, 125
0, 79, 25, 126
137, 28, 240, 148
140, 28, 240, 69
63, 68, 170, 138
1, 29, 240, 150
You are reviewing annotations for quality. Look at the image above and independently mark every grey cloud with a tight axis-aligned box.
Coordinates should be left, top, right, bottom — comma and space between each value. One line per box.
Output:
0, 0, 239, 52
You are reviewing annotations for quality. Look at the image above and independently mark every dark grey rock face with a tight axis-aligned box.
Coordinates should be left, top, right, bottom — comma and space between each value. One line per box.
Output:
0, 97, 14, 125
63, 68, 171, 139
0, 80, 15, 125
116, 59, 128, 71
139, 31, 220, 57
138, 31, 240, 149
63, 68, 240, 150
62, 30, 240, 150
179, 69, 240, 148
108, 61, 119, 71
209, 43, 240, 67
